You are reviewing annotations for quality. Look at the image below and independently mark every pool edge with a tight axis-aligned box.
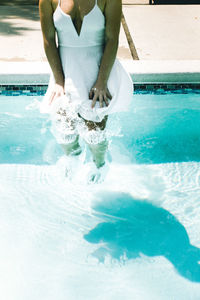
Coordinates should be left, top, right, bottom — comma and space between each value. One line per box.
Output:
0, 60, 200, 85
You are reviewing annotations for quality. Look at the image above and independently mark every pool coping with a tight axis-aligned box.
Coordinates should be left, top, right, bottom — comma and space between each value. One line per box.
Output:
0, 60, 200, 85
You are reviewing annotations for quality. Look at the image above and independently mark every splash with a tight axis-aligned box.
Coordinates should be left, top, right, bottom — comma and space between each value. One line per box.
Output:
28, 95, 123, 146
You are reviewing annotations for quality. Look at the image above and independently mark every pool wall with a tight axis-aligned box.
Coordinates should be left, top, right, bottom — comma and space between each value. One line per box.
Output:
0, 60, 200, 94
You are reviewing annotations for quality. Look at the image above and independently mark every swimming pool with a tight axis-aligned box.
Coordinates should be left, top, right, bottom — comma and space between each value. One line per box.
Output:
0, 91, 200, 299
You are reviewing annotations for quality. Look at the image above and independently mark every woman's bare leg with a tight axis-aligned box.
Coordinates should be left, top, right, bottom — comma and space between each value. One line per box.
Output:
87, 139, 108, 168
83, 116, 108, 168
60, 136, 82, 156
57, 136, 82, 178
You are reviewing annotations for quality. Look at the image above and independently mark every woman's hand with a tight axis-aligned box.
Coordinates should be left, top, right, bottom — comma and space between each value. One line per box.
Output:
89, 83, 112, 108
49, 83, 65, 105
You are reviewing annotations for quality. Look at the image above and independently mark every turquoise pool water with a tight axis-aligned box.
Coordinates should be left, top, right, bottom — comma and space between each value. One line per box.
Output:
0, 93, 200, 299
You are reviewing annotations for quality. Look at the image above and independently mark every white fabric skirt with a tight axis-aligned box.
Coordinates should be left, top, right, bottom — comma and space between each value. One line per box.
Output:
40, 45, 133, 122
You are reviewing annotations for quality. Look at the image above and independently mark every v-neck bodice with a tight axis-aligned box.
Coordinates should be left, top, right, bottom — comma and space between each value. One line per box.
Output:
42, 0, 133, 123
53, 0, 105, 47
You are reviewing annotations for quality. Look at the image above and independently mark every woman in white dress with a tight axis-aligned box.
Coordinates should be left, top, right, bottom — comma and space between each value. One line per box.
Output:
39, 0, 133, 182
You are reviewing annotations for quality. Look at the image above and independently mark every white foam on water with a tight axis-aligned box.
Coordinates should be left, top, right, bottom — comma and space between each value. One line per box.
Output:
1, 93, 200, 299
0, 159, 200, 300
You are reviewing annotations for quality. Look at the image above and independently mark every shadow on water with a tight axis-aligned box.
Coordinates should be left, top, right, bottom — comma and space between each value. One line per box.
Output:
84, 192, 200, 282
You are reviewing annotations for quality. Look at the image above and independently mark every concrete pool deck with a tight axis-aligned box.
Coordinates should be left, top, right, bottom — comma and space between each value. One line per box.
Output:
0, 2, 200, 84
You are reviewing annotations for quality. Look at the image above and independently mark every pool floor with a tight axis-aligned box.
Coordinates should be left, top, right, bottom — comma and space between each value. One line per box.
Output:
0, 94, 200, 299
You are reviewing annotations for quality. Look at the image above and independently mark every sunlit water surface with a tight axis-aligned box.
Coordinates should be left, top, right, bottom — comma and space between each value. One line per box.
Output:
1, 93, 200, 300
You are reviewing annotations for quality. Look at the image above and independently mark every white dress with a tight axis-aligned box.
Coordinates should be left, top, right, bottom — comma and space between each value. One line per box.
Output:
40, 0, 133, 124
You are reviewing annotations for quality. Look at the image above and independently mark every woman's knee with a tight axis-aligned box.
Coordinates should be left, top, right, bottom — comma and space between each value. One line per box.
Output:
60, 135, 81, 156
88, 139, 108, 153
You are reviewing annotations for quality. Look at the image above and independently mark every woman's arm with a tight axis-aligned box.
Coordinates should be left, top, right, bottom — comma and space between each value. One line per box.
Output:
90, 0, 122, 108
39, 0, 65, 102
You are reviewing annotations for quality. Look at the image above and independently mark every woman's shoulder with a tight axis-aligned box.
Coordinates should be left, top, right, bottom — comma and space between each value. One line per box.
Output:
104, 0, 122, 5
39, 0, 52, 4
99, 0, 121, 14
103, 0, 122, 13
39, 0, 52, 8
39, 0, 58, 13
104, 0, 122, 15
